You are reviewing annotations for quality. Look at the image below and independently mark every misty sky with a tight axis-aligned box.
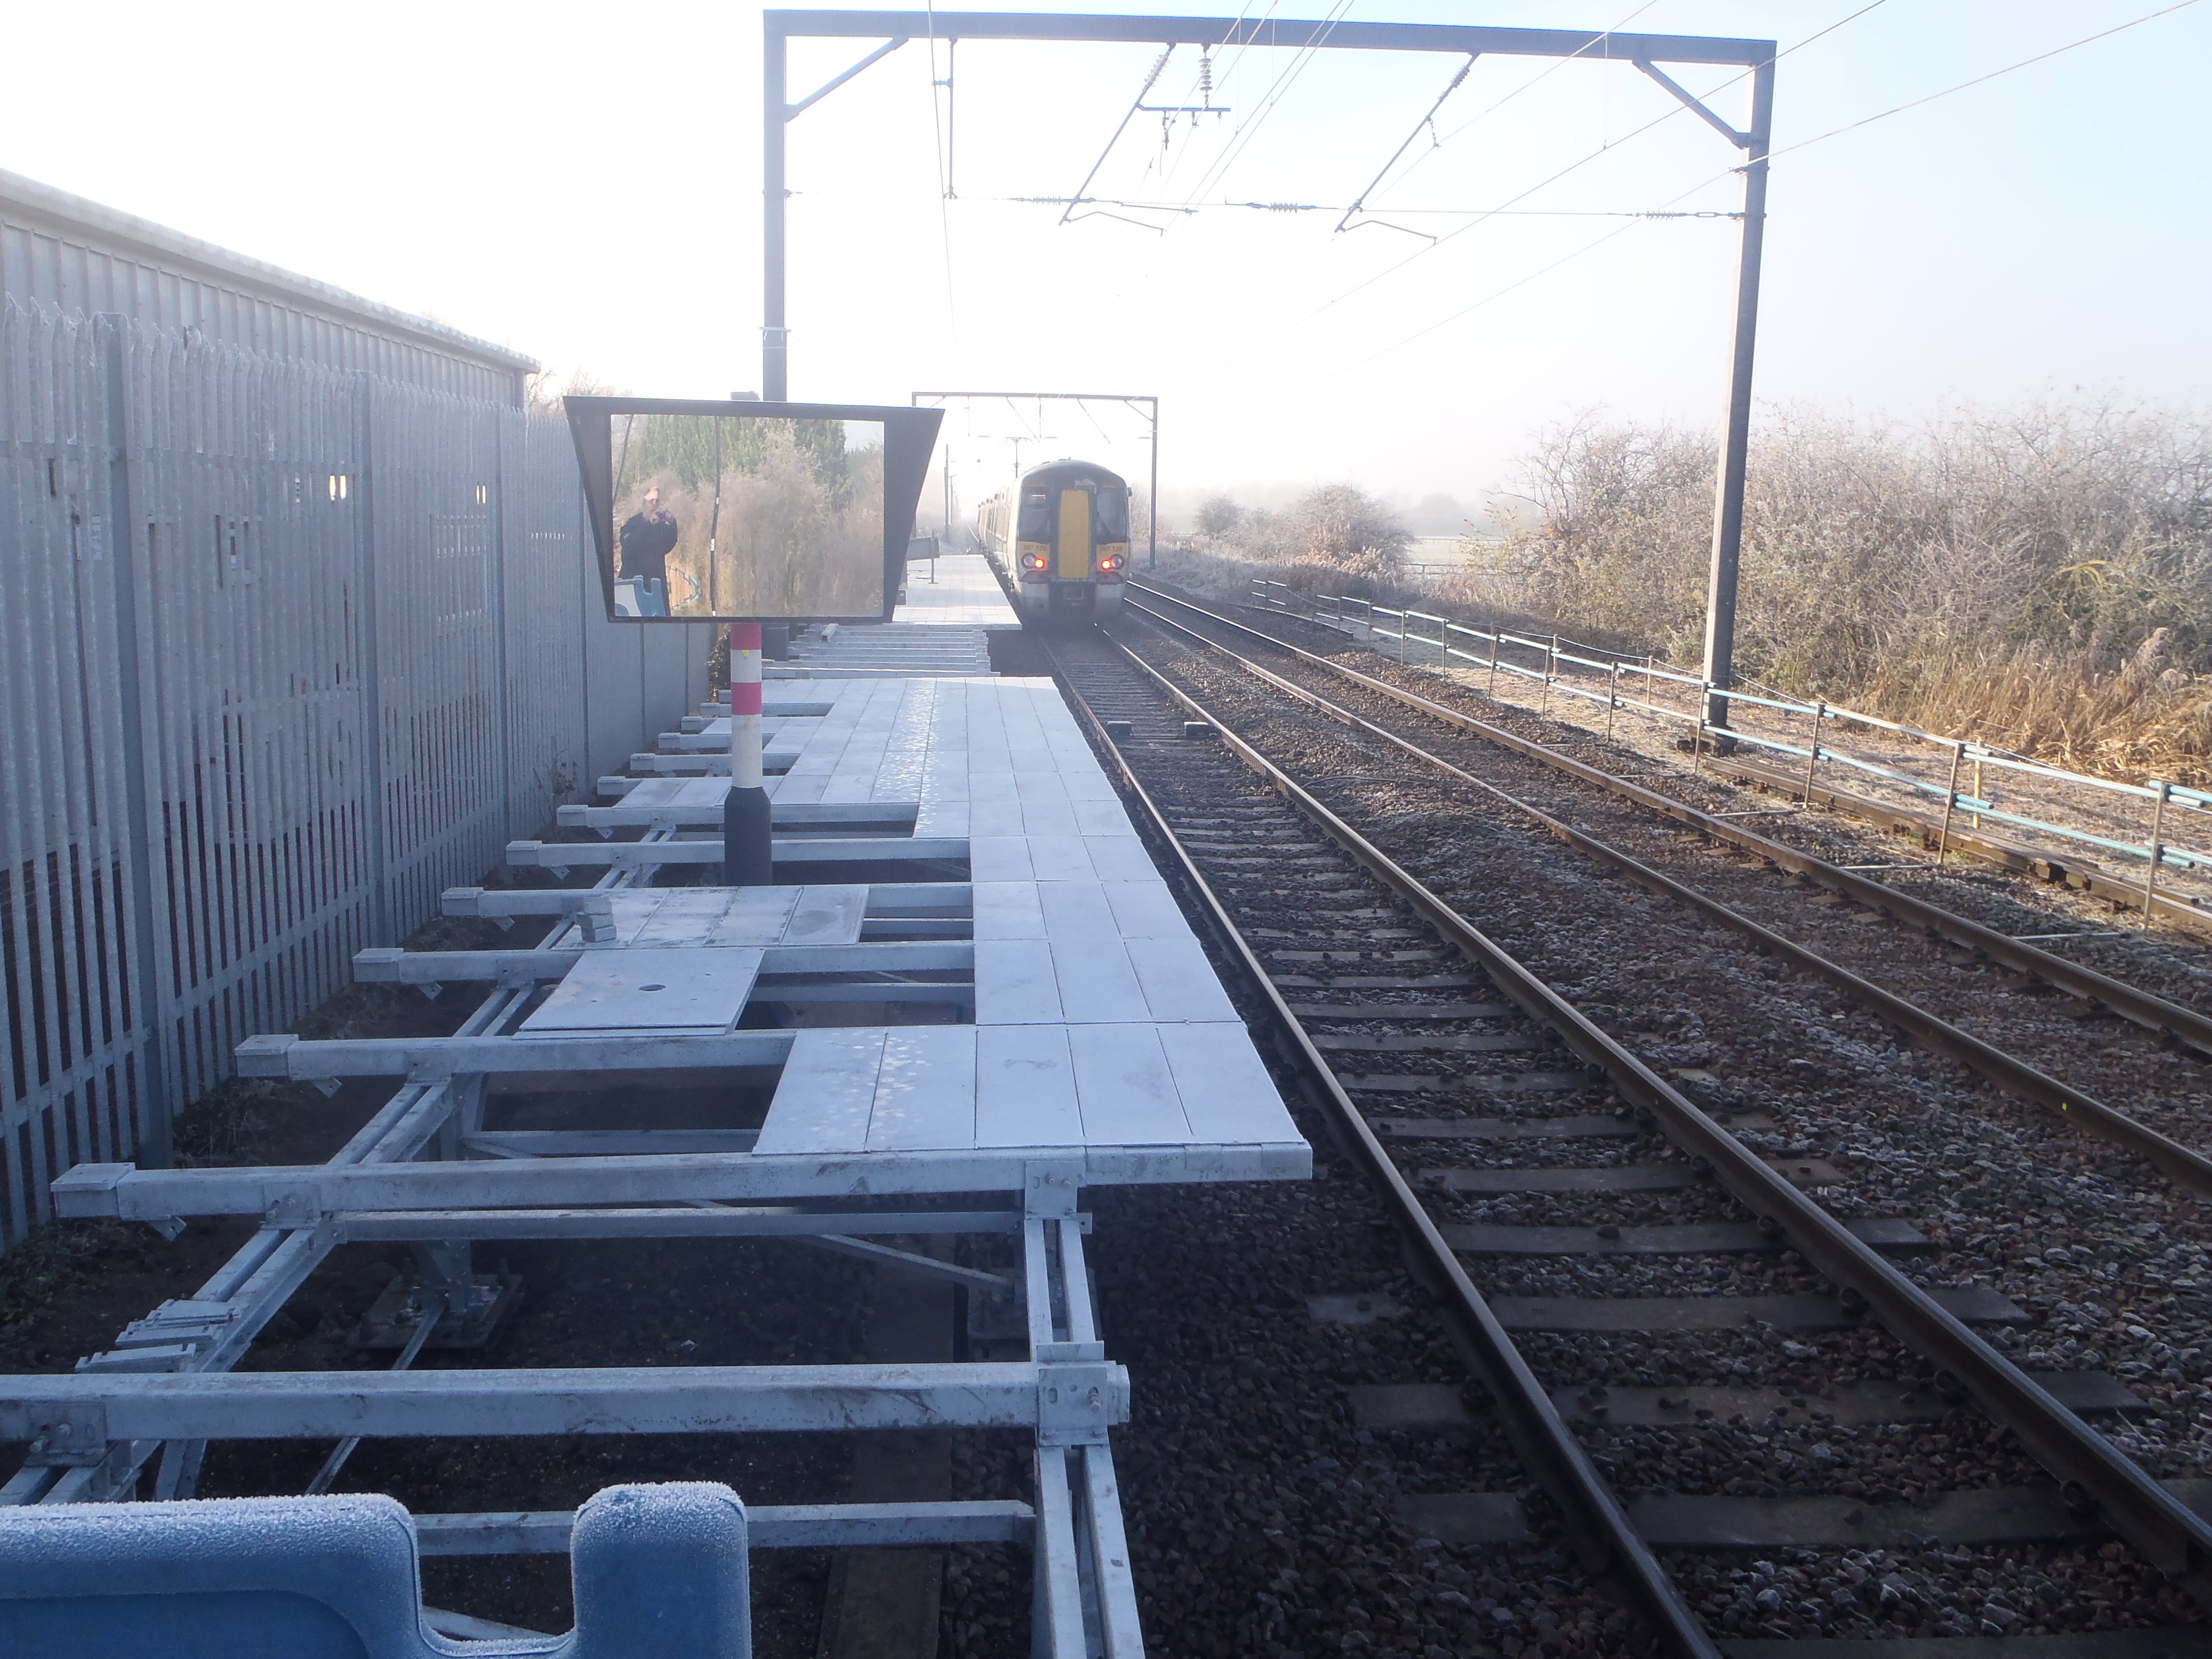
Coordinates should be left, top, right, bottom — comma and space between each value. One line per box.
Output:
5, 1, 2205, 517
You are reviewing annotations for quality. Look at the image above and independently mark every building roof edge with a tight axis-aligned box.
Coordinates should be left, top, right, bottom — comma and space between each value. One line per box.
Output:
0, 168, 540, 375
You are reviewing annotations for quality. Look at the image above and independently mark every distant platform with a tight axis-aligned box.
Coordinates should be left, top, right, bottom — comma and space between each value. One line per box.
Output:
767, 555, 1017, 678
892, 552, 1020, 627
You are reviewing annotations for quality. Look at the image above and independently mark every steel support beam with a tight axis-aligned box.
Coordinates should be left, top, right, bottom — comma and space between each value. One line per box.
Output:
0, 1361, 1130, 1445
768, 10, 1771, 409
1698, 56, 1774, 731
53, 1144, 1308, 1219
768, 12, 1771, 64
327, 1206, 1034, 1243
234, 1030, 796, 1081
414, 1499, 1036, 1556
504, 836, 971, 869
353, 943, 973, 984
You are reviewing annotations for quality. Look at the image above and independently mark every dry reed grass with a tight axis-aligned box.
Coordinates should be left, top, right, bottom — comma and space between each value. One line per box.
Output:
1454, 400, 2212, 788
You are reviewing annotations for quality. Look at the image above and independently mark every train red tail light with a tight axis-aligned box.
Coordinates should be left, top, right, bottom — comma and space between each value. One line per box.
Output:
1097, 555, 1122, 575
1023, 553, 1049, 572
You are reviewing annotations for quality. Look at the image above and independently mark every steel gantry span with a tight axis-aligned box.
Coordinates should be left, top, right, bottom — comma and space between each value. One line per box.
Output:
765, 10, 1777, 717
0, 563, 1311, 1656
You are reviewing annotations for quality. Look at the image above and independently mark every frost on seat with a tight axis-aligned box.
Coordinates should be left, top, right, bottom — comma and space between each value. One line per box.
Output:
0, 1481, 751, 1658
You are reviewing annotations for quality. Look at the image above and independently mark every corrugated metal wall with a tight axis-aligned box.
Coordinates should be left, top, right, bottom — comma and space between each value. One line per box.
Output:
0, 301, 708, 1243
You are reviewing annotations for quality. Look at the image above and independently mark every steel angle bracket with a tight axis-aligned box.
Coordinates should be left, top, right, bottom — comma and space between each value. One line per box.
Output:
1035, 1356, 1126, 1446
1023, 1161, 1083, 1217
1104, 633, 2212, 1610
23, 1402, 109, 1467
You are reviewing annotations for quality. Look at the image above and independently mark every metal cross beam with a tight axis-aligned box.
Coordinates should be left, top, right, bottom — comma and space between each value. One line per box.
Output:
766, 12, 1772, 63
765, 8, 1777, 725
54, 1144, 1311, 1219
415, 1499, 1038, 1555
0, 1360, 1130, 1446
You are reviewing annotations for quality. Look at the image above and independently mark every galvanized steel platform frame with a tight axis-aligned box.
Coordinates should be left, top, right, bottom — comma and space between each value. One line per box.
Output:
0, 647, 1309, 1658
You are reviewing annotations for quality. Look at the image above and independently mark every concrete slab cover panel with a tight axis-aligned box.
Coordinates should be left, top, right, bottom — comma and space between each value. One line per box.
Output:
1157, 1023, 1302, 1146
632, 890, 748, 947
969, 837, 1036, 881
754, 1029, 890, 1154
1050, 940, 1149, 1025
1068, 1024, 1191, 1146
1024, 836, 1097, 883
1084, 837, 1157, 881
1036, 883, 1120, 941
867, 1028, 980, 1151
1100, 880, 1193, 940
519, 948, 764, 1034
1127, 936, 1239, 1023
967, 796, 1029, 836
973, 883, 1047, 941
704, 888, 805, 947
780, 886, 869, 947
976, 1026, 1083, 1148
975, 940, 1064, 1024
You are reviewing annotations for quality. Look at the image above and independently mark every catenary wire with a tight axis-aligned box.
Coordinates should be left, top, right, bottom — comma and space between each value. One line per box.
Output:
1762, 0, 2203, 165
1307, 0, 1891, 320
1352, 0, 1662, 211
1333, 0, 2200, 374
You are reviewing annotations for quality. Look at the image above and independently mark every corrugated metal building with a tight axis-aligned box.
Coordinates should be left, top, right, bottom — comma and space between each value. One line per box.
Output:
1, 171, 709, 1241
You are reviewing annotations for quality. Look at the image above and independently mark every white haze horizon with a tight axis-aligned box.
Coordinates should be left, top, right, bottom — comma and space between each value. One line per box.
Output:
3, 0, 2205, 524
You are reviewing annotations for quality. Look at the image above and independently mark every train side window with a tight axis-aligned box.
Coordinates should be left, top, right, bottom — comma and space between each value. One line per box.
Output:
1018, 490, 1052, 539
1095, 489, 1130, 541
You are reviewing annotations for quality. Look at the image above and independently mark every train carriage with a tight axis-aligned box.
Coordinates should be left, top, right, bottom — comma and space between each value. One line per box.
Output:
976, 458, 1130, 625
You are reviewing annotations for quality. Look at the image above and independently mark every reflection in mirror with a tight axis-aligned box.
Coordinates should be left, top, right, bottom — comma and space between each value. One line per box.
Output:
607, 414, 886, 619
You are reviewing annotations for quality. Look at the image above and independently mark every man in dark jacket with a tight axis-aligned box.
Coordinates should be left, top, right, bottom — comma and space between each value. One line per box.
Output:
619, 487, 680, 587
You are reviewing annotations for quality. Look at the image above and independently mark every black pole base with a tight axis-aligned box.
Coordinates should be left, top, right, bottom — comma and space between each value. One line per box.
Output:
723, 785, 774, 887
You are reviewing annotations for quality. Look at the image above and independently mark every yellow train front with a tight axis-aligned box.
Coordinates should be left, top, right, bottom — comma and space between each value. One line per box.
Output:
976, 460, 1130, 626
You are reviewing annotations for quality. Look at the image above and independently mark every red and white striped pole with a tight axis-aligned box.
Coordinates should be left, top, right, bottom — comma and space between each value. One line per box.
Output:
723, 622, 773, 885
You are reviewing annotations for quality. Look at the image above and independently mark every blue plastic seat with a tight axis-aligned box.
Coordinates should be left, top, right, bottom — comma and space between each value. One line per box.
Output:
0, 1481, 751, 1658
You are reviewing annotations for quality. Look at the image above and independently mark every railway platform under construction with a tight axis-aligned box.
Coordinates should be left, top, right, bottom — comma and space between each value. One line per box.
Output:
0, 578, 1307, 1657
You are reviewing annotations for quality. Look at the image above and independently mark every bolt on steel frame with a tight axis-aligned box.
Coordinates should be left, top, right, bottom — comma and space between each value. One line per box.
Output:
764, 9, 1777, 715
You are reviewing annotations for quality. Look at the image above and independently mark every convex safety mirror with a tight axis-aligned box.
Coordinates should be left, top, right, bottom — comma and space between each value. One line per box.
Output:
566, 398, 942, 623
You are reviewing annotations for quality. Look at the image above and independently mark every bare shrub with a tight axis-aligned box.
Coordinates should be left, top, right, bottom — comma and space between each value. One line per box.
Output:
1223, 483, 1413, 598
1472, 400, 2212, 780
1195, 494, 1243, 536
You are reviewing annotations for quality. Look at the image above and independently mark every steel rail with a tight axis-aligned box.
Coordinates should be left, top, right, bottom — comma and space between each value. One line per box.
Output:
1085, 627, 2212, 1609
1124, 595, 2212, 1199
1040, 643, 1721, 1659
1126, 581, 2212, 1062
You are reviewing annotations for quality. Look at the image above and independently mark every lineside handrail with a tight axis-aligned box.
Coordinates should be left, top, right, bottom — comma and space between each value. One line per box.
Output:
1244, 581, 2210, 906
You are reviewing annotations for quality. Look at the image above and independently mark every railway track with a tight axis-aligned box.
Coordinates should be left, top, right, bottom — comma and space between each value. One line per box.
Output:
1115, 585, 2212, 1197
1122, 582, 2212, 1060
1041, 620, 2212, 1657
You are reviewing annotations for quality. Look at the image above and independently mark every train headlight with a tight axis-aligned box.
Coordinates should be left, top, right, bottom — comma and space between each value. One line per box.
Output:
1097, 555, 1122, 575
1024, 553, 1049, 572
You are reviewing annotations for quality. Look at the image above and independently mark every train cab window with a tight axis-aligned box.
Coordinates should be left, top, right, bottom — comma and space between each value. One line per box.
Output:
1095, 489, 1130, 542
1018, 490, 1052, 539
